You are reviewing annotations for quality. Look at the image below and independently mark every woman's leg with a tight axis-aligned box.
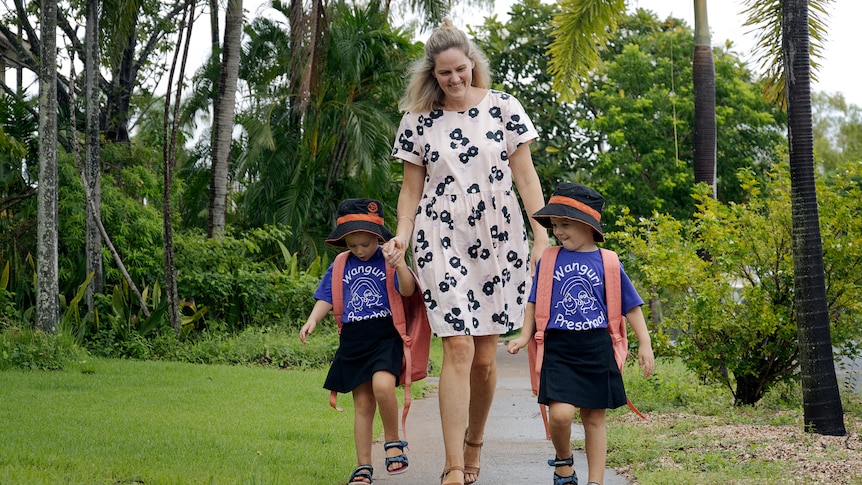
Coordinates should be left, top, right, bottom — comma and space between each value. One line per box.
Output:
580, 407, 607, 484
352, 381, 376, 470
439, 335, 476, 484
464, 334, 498, 482
371, 370, 406, 472
548, 401, 577, 479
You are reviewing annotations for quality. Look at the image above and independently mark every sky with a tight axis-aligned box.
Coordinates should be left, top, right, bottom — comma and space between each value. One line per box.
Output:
239, 0, 860, 106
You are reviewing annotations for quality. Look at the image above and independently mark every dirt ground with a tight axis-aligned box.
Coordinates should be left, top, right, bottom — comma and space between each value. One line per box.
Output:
613, 413, 862, 484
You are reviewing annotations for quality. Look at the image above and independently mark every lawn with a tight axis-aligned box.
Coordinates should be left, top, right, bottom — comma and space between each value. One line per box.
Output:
0, 358, 396, 484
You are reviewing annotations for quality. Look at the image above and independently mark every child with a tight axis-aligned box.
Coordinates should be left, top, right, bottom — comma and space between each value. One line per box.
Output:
300, 198, 416, 485
507, 182, 655, 485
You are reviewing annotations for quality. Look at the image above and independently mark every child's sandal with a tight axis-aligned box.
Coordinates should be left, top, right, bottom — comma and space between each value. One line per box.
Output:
348, 464, 373, 485
383, 440, 409, 475
548, 455, 577, 485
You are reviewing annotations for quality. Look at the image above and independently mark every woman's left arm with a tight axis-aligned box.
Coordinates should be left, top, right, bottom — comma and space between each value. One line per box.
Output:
510, 141, 550, 269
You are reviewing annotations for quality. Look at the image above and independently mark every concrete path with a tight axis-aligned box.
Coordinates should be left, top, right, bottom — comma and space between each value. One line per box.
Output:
369, 341, 630, 485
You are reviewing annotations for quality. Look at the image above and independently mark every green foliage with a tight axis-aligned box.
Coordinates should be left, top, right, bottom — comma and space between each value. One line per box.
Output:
0, 326, 87, 371
615, 161, 862, 405
173, 226, 321, 331
473, 7, 786, 232
234, 3, 419, 264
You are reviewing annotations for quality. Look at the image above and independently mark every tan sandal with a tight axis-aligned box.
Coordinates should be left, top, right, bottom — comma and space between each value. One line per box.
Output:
464, 439, 483, 484
440, 465, 465, 485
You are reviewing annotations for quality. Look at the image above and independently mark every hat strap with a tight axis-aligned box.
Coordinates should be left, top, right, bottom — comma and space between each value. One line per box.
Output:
337, 214, 384, 225
548, 195, 601, 221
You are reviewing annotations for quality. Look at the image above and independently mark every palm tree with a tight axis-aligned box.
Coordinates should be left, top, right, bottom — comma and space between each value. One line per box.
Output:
692, 0, 716, 197
84, 0, 103, 309
36, 0, 59, 332
780, 0, 845, 436
207, 0, 243, 237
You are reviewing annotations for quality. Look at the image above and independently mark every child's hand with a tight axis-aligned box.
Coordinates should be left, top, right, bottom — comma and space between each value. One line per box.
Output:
507, 336, 529, 355
299, 321, 316, 344
638, 345, 655, 378
383, 236, 406, 267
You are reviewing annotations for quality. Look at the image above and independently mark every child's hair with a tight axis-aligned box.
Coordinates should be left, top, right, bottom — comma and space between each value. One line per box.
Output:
399, 18, 491, 113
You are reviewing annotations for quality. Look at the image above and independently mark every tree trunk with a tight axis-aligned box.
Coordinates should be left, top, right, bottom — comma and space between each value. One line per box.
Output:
36, 0, 59, 333
84, 0, 103, 311
783, 0, 845, 436
207, 0, 243, 238
692, 0, 716, 198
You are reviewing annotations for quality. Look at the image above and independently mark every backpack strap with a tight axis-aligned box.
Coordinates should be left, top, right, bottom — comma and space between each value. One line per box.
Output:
384, 263, 418, 440
600, 249, 646, 419
329, 251, 351, 411
528, 246, 560, 440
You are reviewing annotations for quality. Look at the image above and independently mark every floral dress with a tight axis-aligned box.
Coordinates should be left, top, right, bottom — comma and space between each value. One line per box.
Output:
391, 90, 539, 337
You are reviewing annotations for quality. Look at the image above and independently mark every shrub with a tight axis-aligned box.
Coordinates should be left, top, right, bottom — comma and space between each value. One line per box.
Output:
615, 161, 862, 405
0, 326, 88, 370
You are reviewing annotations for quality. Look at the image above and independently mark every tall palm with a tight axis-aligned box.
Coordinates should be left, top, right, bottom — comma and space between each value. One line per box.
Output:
692, 0, 716, 197
780, 0, 845, 436
207, 0, 243, 237
36, 0, 59, 332
84, 0, 103, 309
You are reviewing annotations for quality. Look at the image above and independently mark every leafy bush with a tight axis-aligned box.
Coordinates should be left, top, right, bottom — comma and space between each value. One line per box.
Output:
149, 324, 338, 368
0, 326, 88, 370
173, 226, 322, 331
615, 161, 862, 405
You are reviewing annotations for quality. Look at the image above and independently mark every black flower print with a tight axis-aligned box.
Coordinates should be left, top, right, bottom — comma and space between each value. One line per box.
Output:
489, 106, 502, 121
467, 184, 480, 194
468, 239, 483, 259
441, 236, 451, 249
468, 107, 479, 118
423, 289, 437, 310
490, 225, 509, 242
466, 290, 480, 311
436, 175, 455, 195
440, 210, 454, 230
416, 229, 430, 250
429, 109, 444, 121
507, 114, 529, 135
398, 130, 415, 153
507, 250, 524, 269
486, 130, 503, 143
446, 308, 465, 332
449, 128, 469, 149
501, 206, 512, 224
488, 166, 504, 184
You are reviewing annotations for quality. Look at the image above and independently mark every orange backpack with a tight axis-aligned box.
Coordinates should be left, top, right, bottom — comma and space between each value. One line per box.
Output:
527, 246, 646, 440
330, 250, 432, 436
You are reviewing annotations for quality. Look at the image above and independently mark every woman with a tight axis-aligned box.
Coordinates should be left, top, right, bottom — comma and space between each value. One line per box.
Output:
384, 19, 549, 485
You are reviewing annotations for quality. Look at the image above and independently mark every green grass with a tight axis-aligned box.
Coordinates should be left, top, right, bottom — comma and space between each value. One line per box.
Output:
0, 357, 429, 484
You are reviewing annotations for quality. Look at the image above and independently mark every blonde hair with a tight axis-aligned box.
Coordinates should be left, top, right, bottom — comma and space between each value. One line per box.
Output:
399, 19, 491, 113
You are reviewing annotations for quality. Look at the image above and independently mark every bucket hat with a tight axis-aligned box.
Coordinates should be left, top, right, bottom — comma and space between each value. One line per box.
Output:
532, 182, 605, 242
326, 198, 394, 247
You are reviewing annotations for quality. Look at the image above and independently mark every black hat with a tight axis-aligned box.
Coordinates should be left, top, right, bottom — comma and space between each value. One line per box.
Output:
326, 198, 394, 247
532, 182, 605, 242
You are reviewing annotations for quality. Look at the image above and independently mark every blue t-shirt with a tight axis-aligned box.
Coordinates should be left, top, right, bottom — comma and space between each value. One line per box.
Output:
314, 248, 401, 323
528, 249, 644, 331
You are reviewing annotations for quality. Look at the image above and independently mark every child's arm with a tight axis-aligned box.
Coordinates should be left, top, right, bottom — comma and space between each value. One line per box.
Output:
389, 249, 417, 297
626, 306, 655, 377
299, 300, 334, 343
507, 302, 536, 354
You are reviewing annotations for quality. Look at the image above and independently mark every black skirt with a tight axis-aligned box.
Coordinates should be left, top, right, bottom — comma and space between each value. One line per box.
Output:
537, 327, 627, 409
323, 316, 404, 393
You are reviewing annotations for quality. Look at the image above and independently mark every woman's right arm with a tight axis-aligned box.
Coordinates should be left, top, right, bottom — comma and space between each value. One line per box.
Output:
385, 163, 425, 264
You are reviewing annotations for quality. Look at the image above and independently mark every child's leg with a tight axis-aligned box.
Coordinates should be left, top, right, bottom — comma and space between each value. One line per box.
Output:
371, 370, 406, 472
548, 400, 577, 478
579, 407, 607, 484
351, 381, 376, 468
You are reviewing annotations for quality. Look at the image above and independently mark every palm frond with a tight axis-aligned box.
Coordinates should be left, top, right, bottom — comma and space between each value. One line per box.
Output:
548, 0, 626, 102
